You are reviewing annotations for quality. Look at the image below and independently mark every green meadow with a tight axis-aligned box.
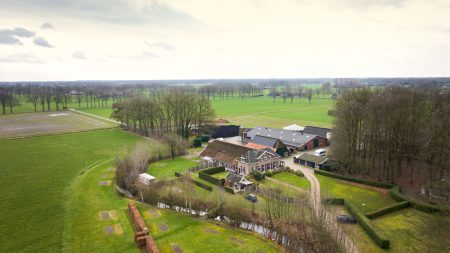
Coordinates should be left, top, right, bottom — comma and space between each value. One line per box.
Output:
0, 129, 142, 252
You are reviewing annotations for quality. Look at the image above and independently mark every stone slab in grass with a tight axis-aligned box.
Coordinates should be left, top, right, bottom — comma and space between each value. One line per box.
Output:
171, 243, 183, 253
158, 224, 169, 232
109, 210, 118, 220
114, 224, 123, 235
99, 211, 110, 221
204, 227, 219, 234
230, 236, 246, 245
104, 226, 114, 235
98, 180, 111, 186
145, 209, 160, 218
101, 174, 109, 179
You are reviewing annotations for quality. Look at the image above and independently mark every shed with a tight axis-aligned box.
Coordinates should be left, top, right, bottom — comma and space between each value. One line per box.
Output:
225, 172, 253, 192
296, 153, 328, 169
138, 173, 156, 185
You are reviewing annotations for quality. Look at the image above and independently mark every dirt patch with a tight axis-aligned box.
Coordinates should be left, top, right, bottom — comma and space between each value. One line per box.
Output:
158, 224, 169, 232
230, 236, 246, 245
104, 226, 114, 235
214, 118, 229, 124
204, 227, 219, 234
109, 210, 118, 220
146, 209, 160, 218
171, 243, 183, 253
114, 224, 123, 235
98, 180, 111, 186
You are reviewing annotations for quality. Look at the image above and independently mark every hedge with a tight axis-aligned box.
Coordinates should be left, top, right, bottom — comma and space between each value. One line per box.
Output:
389, 186, 442, 213
322, 198, 344, 205
366, 201, 409, 219
193, 138, 202, 148
201, 166, 225, 175
225, 186, 235, 194
314, 170, 396, 189
199, 172, 223, 185
200, 135, 210, 142
174, 171, 182, 177
344, 201, 390, 249
194, 179, 213, 191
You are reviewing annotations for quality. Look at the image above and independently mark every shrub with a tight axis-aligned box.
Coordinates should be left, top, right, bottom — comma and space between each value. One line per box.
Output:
314, 170, 396, 189
193, 138, 202, 148
200, 135, 210, 142
225, 186, 235, 194
174, 171, 182, 177
323, 198, 344, 205
366, 201, 409, 219
285, 166, 291, 170
199, 172, 223, 185
201, 166, 225, 175
344, 201, 390, 249
265, 170, 273, 177
295, 170, 304, 177
252, 170, 265, 181
194, 179, 212, 191
389, 186, 441, 213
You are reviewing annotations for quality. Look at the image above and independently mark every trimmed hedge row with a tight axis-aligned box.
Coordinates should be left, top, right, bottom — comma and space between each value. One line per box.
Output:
194, 179, 213, 191
366, 201, 409, 219
174, 171, 182, 177
322, 198, 344, 205
199, 172, 224, 185
344, 201, 390, 249
389, 186, 442, 213
201, 166, 225, 175
225, 186, 235, 194
314, 170, 396, 189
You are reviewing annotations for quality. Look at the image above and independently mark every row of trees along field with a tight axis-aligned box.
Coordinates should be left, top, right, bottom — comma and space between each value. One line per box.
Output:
111, 87, 215, 138
331, 86, 450, 187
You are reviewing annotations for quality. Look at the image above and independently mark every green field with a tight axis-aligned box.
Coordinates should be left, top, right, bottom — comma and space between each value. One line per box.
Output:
0, 129, 142, 252
316, 174, 396, 213
148, 157, 199, 180
270, 172, 310, 190
140, 205, 281, 253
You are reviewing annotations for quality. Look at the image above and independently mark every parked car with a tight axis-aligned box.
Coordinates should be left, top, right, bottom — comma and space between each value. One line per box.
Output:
245, 194, 257, 202
315, 149, 326, 156
336, 215, 356, 224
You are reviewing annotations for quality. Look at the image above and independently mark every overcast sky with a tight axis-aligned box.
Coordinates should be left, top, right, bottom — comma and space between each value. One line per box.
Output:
0, 0, 449, 81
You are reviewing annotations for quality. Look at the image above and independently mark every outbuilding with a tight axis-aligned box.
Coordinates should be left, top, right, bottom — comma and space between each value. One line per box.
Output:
138, 173, 156, 185
296, 153, 328, 169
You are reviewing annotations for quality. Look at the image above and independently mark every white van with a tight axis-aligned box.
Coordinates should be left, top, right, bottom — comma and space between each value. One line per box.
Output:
315, 149, 326, 156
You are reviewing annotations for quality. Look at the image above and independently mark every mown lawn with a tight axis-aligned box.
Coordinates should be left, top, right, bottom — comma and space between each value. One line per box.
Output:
139, 205, 281, 253
64, 161, 139, 252
316, 174, 396, 213
148, 157, 199, 180
0, 129, 143, 252
270, 171, 310, 190
258, 178, 308, 199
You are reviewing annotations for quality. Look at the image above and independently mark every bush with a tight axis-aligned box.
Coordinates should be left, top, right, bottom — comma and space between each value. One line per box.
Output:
323, 198, 344, 205
295, 170, 304, 177
193, 138, 202, 148
265, 170, 273, 177
201, 166, 225, 175
389, 186, 441, 213
199, 172, 223, 185
174, 171, 182, 177
194, 179, 213, 191
225, 186, 235, 194
285, 166, 291, 170
252, 170, 265, 181
314, 170, 396, 189
366, 201, 409, 219
200, 135, 210, 142
344, 201, 390, 249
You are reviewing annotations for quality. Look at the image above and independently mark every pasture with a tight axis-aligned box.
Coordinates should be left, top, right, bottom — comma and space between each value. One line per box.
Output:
0, 111, 114, 138
0, 129, 142, 252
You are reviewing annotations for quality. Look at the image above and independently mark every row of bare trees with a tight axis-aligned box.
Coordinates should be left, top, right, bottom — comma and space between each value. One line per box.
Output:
111, 87, 214, 138
331, 86, 450, 187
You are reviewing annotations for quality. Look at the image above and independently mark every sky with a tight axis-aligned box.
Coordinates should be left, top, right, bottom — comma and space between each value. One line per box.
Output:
0, 0, 449, 81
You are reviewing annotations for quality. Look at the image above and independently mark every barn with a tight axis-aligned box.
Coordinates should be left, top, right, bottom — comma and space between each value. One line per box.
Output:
295, 153, 328, 169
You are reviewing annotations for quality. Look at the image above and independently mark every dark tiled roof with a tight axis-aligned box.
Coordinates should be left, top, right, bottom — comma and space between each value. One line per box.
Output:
246, 127, 317, 148
303, 126, 332, 139
226, 172, 244, 183
239, 148, 280, 164
200, 140, 254, 163
299, 153, 328, 164
251, 135, 278, 147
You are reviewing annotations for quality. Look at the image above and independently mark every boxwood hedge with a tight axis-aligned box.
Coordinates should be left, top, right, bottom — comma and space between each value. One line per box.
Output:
225, 186, 235, 194
199, 172, 223, 185
194, 179, 213, 191
389, 186, 442, 213
314, 170, 396, 189
365, 201, 409, 219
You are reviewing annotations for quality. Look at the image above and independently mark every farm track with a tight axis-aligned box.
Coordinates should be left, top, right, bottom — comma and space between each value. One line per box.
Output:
69, 109, 120, 124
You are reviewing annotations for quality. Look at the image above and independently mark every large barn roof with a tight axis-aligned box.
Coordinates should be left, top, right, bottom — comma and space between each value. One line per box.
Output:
303, 126, 332, 139
246, 127, 317, 148
200, 140, 254, 163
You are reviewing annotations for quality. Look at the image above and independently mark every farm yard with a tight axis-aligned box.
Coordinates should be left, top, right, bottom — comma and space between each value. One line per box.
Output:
0, 110, 114, 138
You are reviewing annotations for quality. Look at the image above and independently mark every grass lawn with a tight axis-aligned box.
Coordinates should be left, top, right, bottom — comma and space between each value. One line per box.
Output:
212, 171, 229, 179
270, 172, 310, 190
0, 129, 143, 252
64, 160, 139, 252
139, 205, 281, 253
79, 107, 114, 119
258, 178, 308, 199
316, 174, 396, 213
148, 157, 199, 180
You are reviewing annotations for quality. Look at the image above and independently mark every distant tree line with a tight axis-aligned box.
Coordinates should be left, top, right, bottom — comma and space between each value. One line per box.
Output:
331, 86, 450, 187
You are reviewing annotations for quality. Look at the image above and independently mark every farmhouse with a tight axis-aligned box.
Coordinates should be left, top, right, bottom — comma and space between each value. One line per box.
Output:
200, 140, 284, 175
294, 153, 328, 169
245, 127, 328, 151
138, 173, 156, 185
225, 172, 253, 192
